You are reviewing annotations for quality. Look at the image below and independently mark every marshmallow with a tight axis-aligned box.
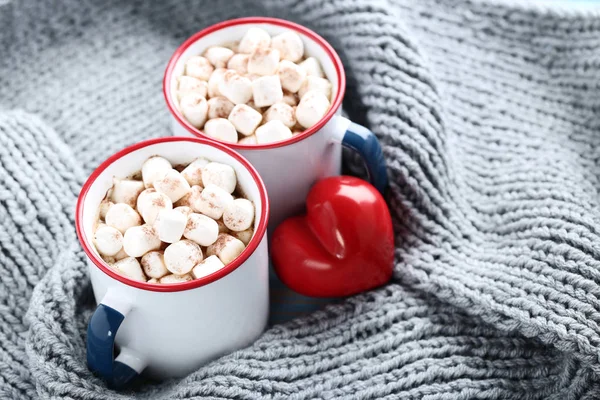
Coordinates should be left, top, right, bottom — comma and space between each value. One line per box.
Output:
227, 53, 249, 74
223, 198, 255, 232
296, 90, 331, 128
252, 75, 283, 107
206, 233, 246, 265
180, 92, 208, 128
99, 199, 113, 220
255, 120, 293, 144
105, 203, 142, 234
185, 56, 214, 81
246, 74, 261, 82
218, 70, 253, 105
238, 135, 257, 145
207, 96, 234, 119
271, 31, 304, 62
141, 156, 172, 188
216, 218, 229, 233
154, 169, 191, 203
123, 224, 161, 258
204, 46, 234, 68
155, 209, 188, 243
135, 187, 156, 207
112, 257, 147, 282
264, 102, 296, 128
228, 104, 262, 136
238, 27, 271, 54
192, 184, 234, 220
94, 224, 123, 256
282, 91, 298, 106
201, 162, 237, 194
164, 239, 203, 275
191, 255, 225, 279
184, 213, 219, 246
248, 48, 280, 76
277, 60, 306, 93
293, 129, 304, 135
203, 118, 238, 143
148, 278, 159, 283
299, 57, 325, 78
141, 251, 169, 279
231, 228, 253, 245
208, 68, 227, 98
137, 189, 173, 225
181, 158, 210, 186
177, 76, 208, 100
174, 206, 193, 217
299, 76, 332, 100
159, 274, 193, 283
110, 178, 145, 208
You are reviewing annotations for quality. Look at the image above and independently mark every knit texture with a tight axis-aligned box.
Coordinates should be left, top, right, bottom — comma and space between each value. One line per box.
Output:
1, 0, 600, 398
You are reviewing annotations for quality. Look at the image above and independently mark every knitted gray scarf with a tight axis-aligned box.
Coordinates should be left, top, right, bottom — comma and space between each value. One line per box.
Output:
2, 0, 600, 398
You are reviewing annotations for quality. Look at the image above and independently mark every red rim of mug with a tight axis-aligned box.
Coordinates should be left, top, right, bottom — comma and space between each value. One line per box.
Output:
75, 137, 270, 292
163, 16, 346, 150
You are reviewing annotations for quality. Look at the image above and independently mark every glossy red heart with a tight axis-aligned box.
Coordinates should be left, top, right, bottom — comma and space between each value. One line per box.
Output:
271, 176, 394, 297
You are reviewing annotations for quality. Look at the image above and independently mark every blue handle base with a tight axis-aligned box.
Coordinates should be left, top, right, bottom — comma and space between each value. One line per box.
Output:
111, 362, 139, 389
342, 121, 388, 194
87, 304, 139, 388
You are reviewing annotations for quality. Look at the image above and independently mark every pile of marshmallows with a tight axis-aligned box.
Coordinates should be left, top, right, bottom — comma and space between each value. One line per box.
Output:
93, 156, 255, 284
176, 27, 332, 145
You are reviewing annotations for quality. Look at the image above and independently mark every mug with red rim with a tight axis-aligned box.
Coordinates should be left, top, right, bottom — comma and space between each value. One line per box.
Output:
76, 137, 270, 387
164, 17, 388, 232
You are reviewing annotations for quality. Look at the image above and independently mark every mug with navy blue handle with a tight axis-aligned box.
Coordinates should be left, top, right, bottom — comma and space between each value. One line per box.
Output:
76, 138, 271, 388
164, 17, 389, 233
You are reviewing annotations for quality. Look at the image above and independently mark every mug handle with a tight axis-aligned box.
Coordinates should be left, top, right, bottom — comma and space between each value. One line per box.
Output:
87, 289, 146, 388
333, 116, 388, 194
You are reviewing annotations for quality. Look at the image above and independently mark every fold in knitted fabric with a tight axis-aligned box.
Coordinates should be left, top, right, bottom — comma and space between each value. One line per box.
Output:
1, 0, 600, 398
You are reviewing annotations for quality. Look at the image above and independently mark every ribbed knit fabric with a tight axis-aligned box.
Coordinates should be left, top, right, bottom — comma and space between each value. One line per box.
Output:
1, 0, 600, 398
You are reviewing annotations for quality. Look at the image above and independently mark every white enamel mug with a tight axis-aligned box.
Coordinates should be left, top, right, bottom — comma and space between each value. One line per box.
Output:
164, 17, 388, 232
75, 137, 270, 387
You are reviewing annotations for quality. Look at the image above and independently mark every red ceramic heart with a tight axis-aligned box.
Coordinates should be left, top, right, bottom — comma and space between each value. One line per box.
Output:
271, 176, 394, 297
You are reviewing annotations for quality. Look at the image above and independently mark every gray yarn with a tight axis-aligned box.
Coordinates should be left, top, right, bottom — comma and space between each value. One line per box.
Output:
1, 0, 600, 398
